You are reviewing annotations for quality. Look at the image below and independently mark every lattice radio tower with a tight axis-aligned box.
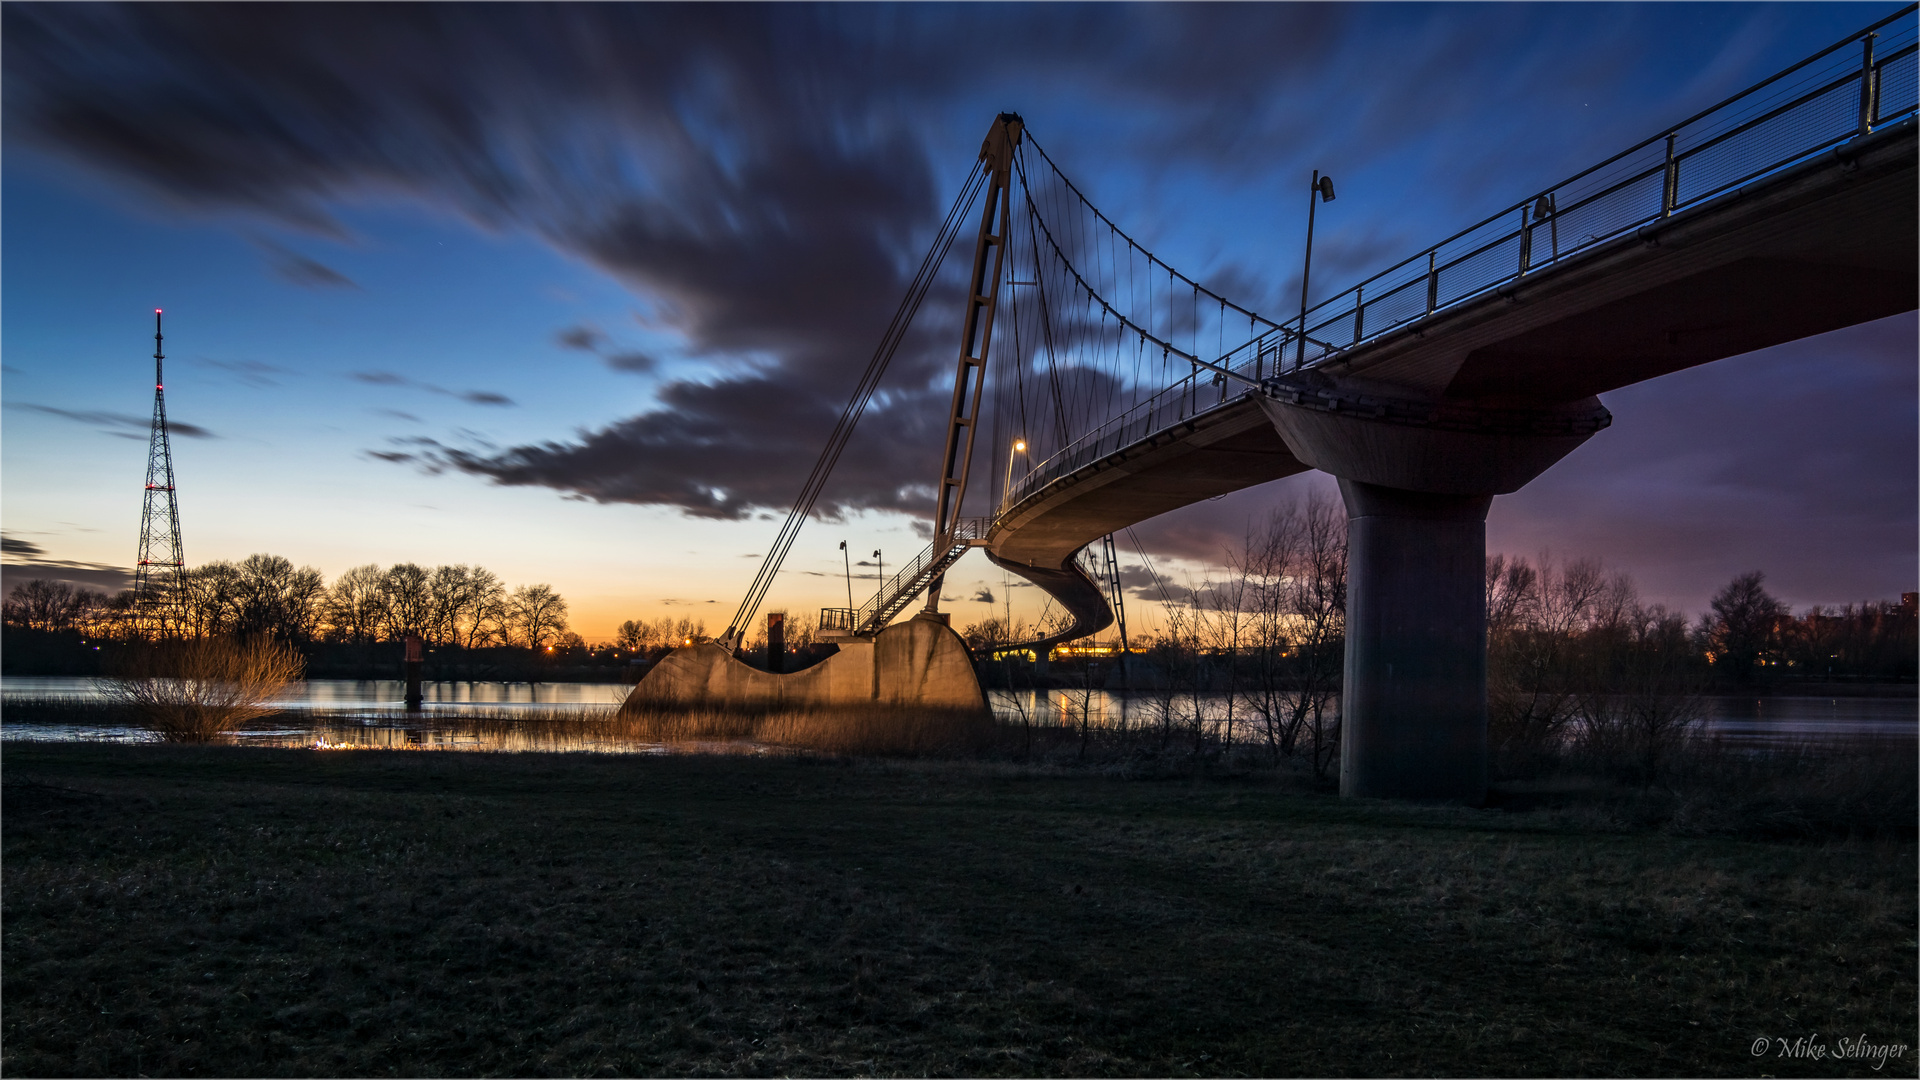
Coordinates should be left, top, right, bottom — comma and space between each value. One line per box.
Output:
132, 308, 185, 632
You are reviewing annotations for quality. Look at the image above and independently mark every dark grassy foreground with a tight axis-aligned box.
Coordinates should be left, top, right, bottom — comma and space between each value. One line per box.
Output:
3, 744, 1914, 1078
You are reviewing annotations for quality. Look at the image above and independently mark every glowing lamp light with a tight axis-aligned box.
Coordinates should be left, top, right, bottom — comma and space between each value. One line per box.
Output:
1014, 440, 1026, 452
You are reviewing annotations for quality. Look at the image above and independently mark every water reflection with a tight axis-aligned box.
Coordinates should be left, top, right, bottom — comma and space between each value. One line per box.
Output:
987, 689, 1916, 745
2, 677, 1911, 752
3, 676, 630, 711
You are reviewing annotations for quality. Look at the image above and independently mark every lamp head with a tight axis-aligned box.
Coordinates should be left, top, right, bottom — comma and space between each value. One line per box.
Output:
1316, 175, 1336, 202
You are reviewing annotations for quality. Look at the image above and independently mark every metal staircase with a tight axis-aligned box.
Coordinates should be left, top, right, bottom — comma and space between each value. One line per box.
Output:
820, 517, 989, 638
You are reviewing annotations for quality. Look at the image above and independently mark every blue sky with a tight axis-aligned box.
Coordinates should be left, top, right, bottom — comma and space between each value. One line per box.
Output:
3, 3, 1912, 639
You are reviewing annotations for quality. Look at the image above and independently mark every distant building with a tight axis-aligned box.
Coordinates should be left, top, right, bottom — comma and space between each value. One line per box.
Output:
1901, 592, 1917, 617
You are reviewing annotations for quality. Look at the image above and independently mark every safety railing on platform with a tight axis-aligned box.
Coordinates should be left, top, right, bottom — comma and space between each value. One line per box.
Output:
1002, 9, 1916, 518
820, 516, 990, 636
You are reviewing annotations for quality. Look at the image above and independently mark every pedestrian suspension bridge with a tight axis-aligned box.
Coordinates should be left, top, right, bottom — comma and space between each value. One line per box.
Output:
632, 9, 1918, 801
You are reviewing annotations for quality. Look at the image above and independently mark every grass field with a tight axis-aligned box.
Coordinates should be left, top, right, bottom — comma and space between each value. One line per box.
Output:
3, 742, 1914, 1077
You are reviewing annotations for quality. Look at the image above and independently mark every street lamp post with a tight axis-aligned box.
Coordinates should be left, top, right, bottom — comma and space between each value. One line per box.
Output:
873, 549, 884, 591
839, 540, 854, 612
1296, 169, 1336, 368
1002, 437, 1027, 514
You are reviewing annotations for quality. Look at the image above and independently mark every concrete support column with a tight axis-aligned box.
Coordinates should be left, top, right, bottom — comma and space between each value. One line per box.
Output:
1338, 480, 1490, 801
1260, 377, 1611, 803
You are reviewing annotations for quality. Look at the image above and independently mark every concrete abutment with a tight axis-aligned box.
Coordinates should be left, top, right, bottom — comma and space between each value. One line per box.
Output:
622, 613, 988, 715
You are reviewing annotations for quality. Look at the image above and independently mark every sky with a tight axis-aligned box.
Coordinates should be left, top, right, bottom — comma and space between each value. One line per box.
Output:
2, 2, 1913, 642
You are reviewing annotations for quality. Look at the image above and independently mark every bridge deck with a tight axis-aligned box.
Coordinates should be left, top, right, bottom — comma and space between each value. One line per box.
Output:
985, 121, 1916, 642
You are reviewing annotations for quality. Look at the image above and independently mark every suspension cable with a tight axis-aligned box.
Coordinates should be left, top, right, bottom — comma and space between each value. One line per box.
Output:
1012, 151, 1264, 388
723, 160, 988, 646
1023, 131, 1281, 333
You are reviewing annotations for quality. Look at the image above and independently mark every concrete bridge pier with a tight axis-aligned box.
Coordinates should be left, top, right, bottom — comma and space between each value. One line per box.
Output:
1337, 480, 1493, 801
1261, 378, 1612, 802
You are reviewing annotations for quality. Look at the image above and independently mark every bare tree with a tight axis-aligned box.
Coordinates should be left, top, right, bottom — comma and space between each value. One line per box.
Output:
1201, 549, 1255, 754
321, 564, 385, 644
615, 618, 653, 651
1699, 570, 1787, 683
2, 580, 105, 633
1237, 493, 1348, 775
378, 563, 433, 641
467, 577, 512, 648
428, 564, 505, 648
1485, 554, 1537, 639
1289, 494, 1347, 778
1573, 601, 1703, 783
1238, 513, 1298, 763
175, 561, 244, 639
1486, 554, 1605, 766
509, 583, 569, 650
232, 553, 325, 643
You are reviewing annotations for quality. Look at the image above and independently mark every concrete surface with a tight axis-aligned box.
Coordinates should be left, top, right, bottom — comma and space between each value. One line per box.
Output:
623, 613, 988, 714
1335, 480, 1493, 802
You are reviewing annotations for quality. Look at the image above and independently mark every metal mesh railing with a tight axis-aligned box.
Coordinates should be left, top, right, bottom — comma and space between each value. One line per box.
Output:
1000, 9, 1916, 521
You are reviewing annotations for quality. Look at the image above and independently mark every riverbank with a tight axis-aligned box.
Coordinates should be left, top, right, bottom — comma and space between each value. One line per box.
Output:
4, 743, 1914, 1076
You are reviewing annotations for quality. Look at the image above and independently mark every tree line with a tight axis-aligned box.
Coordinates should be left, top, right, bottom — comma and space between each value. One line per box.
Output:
4, 555, 573, 650
5, 536, 1909, 698
954, 493, 1914, 780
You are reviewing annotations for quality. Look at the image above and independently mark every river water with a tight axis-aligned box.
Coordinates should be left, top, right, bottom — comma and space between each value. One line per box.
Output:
2, 677, 1912, 752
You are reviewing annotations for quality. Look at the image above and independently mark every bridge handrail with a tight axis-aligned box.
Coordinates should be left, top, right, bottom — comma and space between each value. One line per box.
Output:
1285, 7, 1917, 369
1003, 7, 1915, 514
1002, 332, 1275, 513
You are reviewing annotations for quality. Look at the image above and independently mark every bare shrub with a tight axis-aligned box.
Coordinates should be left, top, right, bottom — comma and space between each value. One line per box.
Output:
1570, 604, 1704, 784
106, 636, 305, 741
1234, 492, 1346, 776
1667, 735, 1920, 839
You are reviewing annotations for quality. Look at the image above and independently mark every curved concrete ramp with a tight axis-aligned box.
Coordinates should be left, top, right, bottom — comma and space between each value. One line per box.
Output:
983, 549, 1112, 656
622, 615, 988, 714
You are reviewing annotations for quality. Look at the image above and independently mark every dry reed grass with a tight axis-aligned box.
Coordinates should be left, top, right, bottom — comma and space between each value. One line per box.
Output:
615, 701, 996, 756
104, 637, 304, 742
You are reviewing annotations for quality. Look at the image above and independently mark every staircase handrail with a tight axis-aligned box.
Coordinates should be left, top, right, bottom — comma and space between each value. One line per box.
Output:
819, 517, 989, 636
